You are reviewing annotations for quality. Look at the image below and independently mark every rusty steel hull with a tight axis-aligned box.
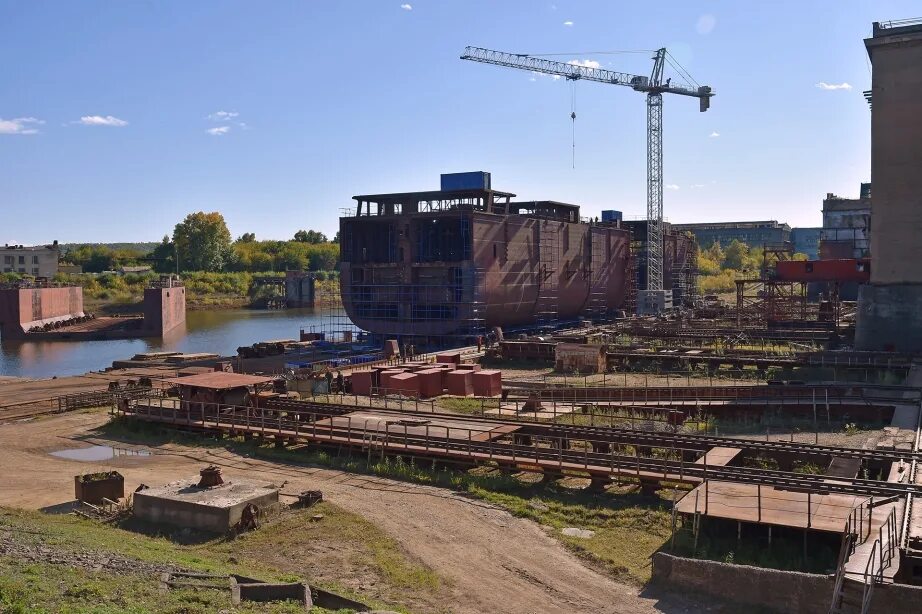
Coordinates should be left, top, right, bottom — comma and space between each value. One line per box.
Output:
340, 211, 631, 339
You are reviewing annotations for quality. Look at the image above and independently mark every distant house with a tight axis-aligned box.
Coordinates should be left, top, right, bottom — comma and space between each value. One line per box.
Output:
119, 265, 152, 275
0, 242, 61, 277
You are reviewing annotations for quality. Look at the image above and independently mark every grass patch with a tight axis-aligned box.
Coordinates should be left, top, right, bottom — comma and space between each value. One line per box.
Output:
435, 397, 488, 415
0, 498, 438, 613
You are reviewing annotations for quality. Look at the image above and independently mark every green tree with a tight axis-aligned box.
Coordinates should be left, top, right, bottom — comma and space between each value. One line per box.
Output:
236, 232, 256, 243
723, 239, 749, 270
173, 212, 232, 272
293, 229, 328, 244
150, 235, 176, 273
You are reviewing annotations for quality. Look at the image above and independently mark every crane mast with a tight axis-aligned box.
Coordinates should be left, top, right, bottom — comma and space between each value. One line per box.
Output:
460, 46, 713, 312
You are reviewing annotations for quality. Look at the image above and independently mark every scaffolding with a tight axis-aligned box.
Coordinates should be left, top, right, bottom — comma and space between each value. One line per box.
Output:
671, 232, 698, 308
535, 220, 560, 330
735, 279, 810, 326
587, 227, 609, 320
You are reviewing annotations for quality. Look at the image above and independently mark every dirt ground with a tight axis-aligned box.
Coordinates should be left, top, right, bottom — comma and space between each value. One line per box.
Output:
0, 410, 719, 614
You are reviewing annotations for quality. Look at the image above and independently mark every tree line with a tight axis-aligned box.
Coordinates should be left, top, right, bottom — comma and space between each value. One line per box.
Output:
62, 212, 339, 274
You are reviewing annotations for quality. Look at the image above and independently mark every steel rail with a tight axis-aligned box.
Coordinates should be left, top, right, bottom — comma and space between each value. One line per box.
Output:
123, 401, 922, 499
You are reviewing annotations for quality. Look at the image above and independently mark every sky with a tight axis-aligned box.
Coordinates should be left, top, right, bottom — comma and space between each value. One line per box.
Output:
1, 0, 918, 245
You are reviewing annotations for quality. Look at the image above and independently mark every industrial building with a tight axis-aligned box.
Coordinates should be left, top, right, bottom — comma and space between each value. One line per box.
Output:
856, 19, 922, 352
821, 185, 871, 260
0, 242, 60, 277
790, 227, 821, 260
671, 220, 792, 250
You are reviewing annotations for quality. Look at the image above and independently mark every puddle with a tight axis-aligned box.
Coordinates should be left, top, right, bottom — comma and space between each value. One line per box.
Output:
50, 445, 152, 462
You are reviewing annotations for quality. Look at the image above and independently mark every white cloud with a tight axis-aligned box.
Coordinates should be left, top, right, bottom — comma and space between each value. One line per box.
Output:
78, 115, 128, 127
567, 59, 601, 69
690, 183, 706, 189
529, 72, 562, 82
206, 126, 230, 136
208, 110, 239, 121
696, 14, 716, 35
709, 131, 720, 138
816, 82, 853, 91
666, 184, 680, 190
563, 20, 573, 26
400, 3, 412, 10
0, 117, 44, 135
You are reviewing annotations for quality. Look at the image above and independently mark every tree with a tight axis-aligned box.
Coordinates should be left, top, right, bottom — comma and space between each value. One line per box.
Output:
293, 229, 328, 244
236, 232, 256, 243
150, 235, 176, 273
173, 212, 232, 272
723, 239, 749, 270
332, 230, 340, 244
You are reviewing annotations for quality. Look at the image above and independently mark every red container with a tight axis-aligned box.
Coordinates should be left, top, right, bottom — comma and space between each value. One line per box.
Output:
472, 369, 502, 397
416, 368, 446, 398
455, 363, 482, 372
379, 370, 406, 393
445, 370, 473, 397
435, 351, 462, 365
387, 372, 419, 398
350, 371, 374, 396
774, 259, 870, 283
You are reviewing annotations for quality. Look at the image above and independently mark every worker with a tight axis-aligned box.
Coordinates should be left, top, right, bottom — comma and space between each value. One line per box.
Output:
336, 371, 344, 393
324, 370, 333, 392
477, 335, 483, 351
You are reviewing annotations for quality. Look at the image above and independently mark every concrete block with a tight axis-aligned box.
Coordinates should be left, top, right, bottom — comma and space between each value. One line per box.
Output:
133, 477, 279, 533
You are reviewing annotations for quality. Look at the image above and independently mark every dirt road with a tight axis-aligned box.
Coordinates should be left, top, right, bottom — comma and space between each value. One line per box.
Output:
0, 410, 709, 614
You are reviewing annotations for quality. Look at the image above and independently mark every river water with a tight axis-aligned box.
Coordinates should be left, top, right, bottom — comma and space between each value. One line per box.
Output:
0, 308, 347, 379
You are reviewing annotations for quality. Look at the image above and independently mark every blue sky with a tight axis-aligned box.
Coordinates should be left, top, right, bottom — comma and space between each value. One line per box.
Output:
1, 1, 916, 244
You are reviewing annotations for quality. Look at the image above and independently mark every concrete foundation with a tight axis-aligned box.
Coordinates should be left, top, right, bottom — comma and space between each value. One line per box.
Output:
855, 283, 922, 352
133, 477, 279, 533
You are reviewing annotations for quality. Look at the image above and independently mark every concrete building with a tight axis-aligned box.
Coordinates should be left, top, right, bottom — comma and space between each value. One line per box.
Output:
0, 242, 60, 277
856, 19, 922, 351
671, 221, 791, 249
820, 187, 871, 259
790, 227, 821, 260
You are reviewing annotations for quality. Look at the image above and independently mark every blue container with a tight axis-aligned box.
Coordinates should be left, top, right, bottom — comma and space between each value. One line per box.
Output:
440, 171, 491, 191
601, 210, 623, 222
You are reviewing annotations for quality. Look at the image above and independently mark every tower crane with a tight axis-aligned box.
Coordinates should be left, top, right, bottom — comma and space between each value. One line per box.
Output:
460, 46, 714, 310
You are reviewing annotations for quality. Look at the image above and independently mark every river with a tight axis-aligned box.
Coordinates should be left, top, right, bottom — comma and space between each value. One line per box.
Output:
0, 308, 350, 379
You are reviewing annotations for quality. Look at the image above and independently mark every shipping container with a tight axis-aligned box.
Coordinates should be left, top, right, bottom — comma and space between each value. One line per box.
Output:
440, 171, 491, 191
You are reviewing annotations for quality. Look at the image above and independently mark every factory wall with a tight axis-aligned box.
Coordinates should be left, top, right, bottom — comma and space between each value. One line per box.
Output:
866, 25, 922, 284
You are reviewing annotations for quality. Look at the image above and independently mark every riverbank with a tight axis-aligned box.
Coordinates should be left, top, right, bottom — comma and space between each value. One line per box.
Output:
73, 274, 342, 313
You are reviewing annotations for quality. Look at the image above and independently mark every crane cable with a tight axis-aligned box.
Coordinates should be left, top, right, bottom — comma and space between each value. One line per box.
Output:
570, 80, 577, 169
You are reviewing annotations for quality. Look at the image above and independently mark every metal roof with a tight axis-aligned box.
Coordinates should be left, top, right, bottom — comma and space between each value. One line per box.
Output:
163, 372, 276, 389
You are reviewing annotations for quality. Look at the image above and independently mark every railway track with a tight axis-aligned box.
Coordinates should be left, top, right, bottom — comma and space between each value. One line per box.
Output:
264, 398, 922, 464
124, 397, 922, 499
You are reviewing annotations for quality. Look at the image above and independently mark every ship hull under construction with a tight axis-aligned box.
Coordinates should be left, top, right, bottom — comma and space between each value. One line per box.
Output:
338, 183, 631, 344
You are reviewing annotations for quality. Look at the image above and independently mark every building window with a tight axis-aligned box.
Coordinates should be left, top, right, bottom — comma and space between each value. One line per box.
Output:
32, 255, 39, 264
18, 255, 24, 265
18, 268, 25, 273
2, 256, 11, 265
32, 268, 39, 275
